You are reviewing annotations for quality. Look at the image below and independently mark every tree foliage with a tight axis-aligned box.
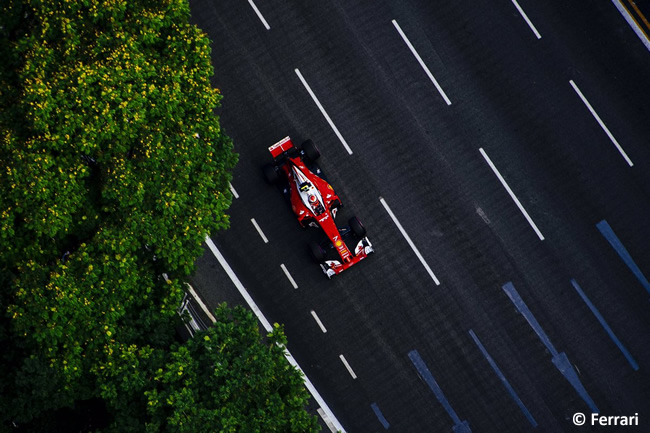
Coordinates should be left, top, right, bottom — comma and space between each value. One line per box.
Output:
0, 0, 317, 431
143, 306, 319, 433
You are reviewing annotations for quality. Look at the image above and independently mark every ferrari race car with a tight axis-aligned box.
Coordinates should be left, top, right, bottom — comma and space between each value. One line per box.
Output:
263, 136, 373, 278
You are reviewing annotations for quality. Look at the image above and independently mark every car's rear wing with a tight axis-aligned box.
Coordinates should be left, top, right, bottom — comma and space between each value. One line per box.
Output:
268, 136, 294, 159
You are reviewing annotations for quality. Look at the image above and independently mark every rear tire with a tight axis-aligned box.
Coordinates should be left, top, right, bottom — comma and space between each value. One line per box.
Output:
349, 216, 366, 237
302, 139, 320, 162
263, 164, 279, 184
309, 241, 326, 262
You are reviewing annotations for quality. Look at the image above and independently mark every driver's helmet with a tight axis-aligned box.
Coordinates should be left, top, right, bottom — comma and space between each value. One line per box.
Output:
308, 194, 319, 207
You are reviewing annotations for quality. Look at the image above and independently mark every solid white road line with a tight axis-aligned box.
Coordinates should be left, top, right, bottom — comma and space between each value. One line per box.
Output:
511, 0, 542, 39
317, 408, 338, 433
251, 218, 269, 243
391, 19, 452, 106
205, 237, 273, 331
247, 0, 271, 30
379, 197, 441, 285
339, 354, 358, 379
280, 263, 299, 289
310, 310, 328, 333
295, 68, 354, 155
186, 284, 217, 323
204, 236, 347, 433
612, 0, 650, 51
229, 182, 239, 199
479, 148, 545, 241
569, 80, 634, 167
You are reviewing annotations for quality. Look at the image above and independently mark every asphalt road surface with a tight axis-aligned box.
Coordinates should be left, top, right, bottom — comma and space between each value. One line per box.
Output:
187, 1, 650, 432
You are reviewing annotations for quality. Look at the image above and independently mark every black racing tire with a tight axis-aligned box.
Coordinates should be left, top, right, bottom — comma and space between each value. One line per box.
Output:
302, 139, 320, 162
263, 164, 279, 184
349, 216, 366, 237
309, 241, 326, 262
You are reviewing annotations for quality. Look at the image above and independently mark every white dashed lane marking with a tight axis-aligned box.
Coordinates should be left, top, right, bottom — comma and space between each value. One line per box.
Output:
247, 0, 271, 30
280, 263, 299, 289
251, 218, 269, 243
379, 197, 441, 285
339, 354, 358, 379
511, 0, 542, 39
229, 182, 239, 199
310, 310, 328, 333
479, 148, 545, 241
295, 68, 354, 155
570, 80, 633, 167
392, 19, 452, 106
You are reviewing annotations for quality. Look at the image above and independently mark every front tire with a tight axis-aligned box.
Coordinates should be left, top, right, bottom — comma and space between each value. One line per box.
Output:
263, 164, 279, 184
349, 216, 366, 237
302, 139, 320, 162
309, 241, 326, 262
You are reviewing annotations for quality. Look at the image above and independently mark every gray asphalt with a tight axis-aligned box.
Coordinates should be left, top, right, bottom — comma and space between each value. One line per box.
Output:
187, 1, 650, 432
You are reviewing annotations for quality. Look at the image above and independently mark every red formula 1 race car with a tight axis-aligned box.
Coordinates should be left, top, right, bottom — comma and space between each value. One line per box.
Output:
263, 136, 373, 278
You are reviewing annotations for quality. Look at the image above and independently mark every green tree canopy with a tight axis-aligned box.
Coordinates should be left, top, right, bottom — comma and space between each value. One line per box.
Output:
0, 0, 318, 431
143, 306, 319, 433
